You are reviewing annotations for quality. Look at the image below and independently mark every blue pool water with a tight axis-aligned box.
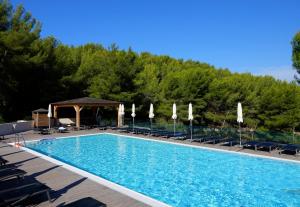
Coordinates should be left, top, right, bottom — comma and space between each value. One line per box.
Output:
26, 133, 300, 207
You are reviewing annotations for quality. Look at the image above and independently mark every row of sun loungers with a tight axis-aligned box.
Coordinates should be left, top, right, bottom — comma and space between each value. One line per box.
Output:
0, 155, 51, 206
243, 141, 300, 155
112, 126, 300, 156
114, 126, 189, 140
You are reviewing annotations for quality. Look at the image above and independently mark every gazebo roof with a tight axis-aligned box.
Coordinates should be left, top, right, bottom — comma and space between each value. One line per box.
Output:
51, 97, 121, 107
32, 108, 48, 113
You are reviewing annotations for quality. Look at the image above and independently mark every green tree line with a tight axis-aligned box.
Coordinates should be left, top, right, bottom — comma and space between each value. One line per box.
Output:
1, 0, 300, 132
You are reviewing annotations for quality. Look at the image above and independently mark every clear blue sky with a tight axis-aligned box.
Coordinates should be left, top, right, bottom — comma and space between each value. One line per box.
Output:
11, 0, 300, 81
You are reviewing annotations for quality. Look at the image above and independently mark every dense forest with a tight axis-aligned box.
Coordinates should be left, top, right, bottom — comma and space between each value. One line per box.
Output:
1, 0, 300, 132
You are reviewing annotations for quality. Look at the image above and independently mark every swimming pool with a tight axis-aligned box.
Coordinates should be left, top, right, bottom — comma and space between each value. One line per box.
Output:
25, 133, 300, 207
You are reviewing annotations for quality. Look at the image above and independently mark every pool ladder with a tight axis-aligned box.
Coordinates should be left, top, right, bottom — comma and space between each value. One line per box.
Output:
15, 133, 26, 146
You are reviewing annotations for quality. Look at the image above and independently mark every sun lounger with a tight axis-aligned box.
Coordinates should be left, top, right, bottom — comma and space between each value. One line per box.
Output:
169, 132, 188, 140
0, 168, 26, 181
243, 141, 261, 150
164, 132, 186, 138
256, 141, 279, 152
280, 144, 300, 155
0, 164, 17, 172
0, 182, 51, 206
151, 130, 169, 137
133, 127, 151, 135
116, 126, 130, 133
221, 138, 240, 146
58, 126, 68, 133
160, 131, 176, 138
191, 135, 212, 142
204, 136, 227, 144
98, 124, 108, 130
40, 128, 51, 135
58, 118, 75, 127
0, 157, 8, 166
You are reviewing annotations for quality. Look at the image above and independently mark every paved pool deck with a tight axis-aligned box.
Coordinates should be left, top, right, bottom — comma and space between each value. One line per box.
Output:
1, 128, 299, 206
0, 129, 150, 207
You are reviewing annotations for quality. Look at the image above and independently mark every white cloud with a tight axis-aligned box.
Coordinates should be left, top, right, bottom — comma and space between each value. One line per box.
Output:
252, 66, 297, 82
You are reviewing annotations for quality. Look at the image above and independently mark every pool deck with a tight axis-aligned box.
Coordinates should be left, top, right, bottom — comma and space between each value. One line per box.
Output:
1, 128, 300, 206
0, 129, 150, 207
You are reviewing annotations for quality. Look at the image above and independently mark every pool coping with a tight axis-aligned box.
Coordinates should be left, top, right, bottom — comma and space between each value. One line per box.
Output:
9, 131, 300, 207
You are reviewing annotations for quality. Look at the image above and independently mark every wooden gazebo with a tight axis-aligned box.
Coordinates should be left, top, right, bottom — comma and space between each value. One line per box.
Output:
51, 97, 121, 128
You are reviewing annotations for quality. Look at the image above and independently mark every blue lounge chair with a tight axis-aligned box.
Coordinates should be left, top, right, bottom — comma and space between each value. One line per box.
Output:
0, 182, 51, 206
280, 144, 300, 155
243, 141, 261, 150
0, 168, 26, 181
257, 141, 279, 152
0, 157, 8, 166
221, 138, 240, 146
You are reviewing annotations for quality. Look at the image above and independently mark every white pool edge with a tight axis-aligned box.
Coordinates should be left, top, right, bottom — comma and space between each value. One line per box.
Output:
11, 143, 171, 207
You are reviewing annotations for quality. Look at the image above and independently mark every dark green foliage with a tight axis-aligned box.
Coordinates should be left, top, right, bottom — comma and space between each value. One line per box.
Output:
1, 0, 300, 133
292, 31, 300, 82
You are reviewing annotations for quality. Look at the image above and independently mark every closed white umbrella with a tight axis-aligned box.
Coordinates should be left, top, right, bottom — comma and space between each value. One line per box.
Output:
47, 104, 52, 130
131, 104, 136, 130
237, 102, 243, 146
188, 103, 193, 141
172, 103, 177, 136
149, 103, 154, 133
121, 104, 125, 115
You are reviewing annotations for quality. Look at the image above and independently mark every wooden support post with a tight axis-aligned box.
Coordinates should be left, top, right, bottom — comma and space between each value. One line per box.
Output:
73, 105, 83, 129
54, 106, 58, 118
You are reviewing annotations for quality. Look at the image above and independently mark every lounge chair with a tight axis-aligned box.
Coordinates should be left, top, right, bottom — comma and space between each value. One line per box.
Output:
58, 126, 68, 133
168, 132, 188, 140
151, 129, 169, 137
0, 157, 8, 166
0, 182, 51, 206
0, 168, 26, 181
280, 144, 300, 155
133, 127, 151, 135
40, 128, 51, 135
163, 131, 185, 138
98, 124, 108, 130
116, 126, 130, 133
191, 135, 212, 142
256, 141, 279, 152
0, 164, 17, 172
243, 141, 261, 150
58, 118, 75, 127
204, 136, 227, 144
221, 138, 240, 146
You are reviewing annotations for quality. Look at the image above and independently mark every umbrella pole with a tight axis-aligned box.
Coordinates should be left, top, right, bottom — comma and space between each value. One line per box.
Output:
150, 118, 152, 134
49, 117, 51, 130
174, 119, 176, 137
293, 126, 295, 144
133, 117, 135, 131
239, 122, 241, 147
190, 120, 193, 142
